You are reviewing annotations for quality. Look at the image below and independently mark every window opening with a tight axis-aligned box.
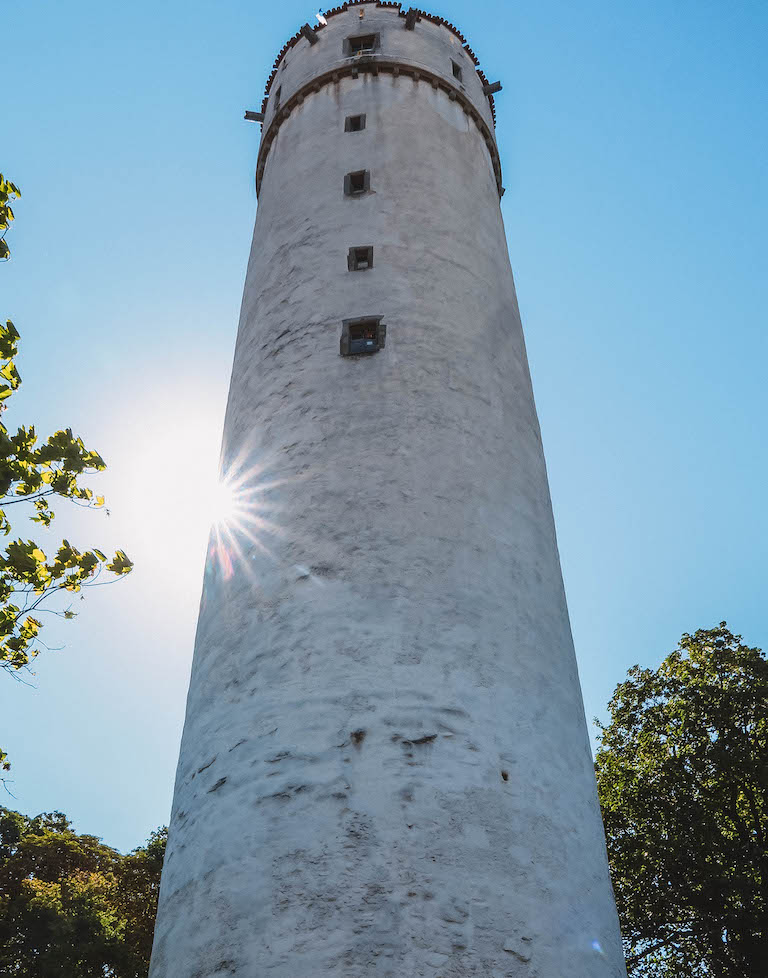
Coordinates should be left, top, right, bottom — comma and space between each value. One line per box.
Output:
344, 170, 369, 196
345, 33, 378, 55
348, 246, 373, 271
345, 113, 366, 132
274, 86, 282, 107
340, 317, 386, 356
451, 61, 463, 81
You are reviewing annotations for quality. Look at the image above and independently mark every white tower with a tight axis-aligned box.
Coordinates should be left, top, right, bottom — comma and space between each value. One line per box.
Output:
149, 6, 627, 976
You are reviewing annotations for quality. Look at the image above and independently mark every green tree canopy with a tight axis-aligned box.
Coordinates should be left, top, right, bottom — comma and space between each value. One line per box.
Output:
0, 807, 165, 977
596, 622, 768, 977
0, 173, 133, 775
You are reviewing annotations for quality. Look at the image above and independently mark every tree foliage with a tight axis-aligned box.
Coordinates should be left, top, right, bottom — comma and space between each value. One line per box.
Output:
0, 174, 133, 775
0, 807, 165, 976
0, 175, 20, 262
595, 623, 768, 977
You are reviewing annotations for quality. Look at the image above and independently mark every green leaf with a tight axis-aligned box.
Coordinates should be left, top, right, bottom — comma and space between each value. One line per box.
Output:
106, 550, 134, 576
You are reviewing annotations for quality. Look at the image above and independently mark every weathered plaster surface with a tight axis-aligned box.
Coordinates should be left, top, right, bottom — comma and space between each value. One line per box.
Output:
149, 7, 627, 977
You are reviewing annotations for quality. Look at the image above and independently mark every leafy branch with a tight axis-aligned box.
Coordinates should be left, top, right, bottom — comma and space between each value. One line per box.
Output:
0, 177, 133, 776
0, 174, 20, 262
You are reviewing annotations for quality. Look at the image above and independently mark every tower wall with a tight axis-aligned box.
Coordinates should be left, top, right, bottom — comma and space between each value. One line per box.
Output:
149, 6, 627, 977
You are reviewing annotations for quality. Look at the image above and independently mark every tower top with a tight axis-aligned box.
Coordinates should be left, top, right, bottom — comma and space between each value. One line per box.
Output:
261, 3, 498, 124
254, 2, 504, 197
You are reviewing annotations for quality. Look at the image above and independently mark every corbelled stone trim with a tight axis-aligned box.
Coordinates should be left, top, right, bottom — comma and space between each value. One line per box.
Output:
255, 59, 504, 199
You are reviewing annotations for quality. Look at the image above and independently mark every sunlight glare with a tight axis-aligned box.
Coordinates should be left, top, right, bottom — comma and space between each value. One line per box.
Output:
111, 383, 291, 592
209, 478, 239, 528
203, 443, 292, 582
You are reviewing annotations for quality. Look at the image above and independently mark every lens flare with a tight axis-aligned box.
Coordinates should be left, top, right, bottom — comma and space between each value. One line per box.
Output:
210, 479, 239, 527
203, 446, 293, 582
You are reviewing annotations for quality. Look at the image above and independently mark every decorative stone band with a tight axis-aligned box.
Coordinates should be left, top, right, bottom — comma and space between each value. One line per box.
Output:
255, 56, 504, 199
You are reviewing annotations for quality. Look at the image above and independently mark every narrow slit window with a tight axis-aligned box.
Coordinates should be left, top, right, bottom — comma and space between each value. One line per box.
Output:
451, 61, 463, 81
348, 246, 373, 271
274, 86, 282, 107
340, 317, 386, 356
345, 113, 366, 132
345, 33, 379, 55
344, 170, 370, 196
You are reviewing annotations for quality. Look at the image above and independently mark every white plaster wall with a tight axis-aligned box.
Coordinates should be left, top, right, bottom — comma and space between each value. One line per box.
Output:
149, 8, 627, 977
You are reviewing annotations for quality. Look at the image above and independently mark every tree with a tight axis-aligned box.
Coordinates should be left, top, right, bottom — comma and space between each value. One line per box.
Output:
595, 623, 768, 977
0, 806, 166, 977
113, 824, 166, 969
0, 173, 133, 774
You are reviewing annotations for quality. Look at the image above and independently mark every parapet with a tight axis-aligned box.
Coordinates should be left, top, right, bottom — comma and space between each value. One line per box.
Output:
253, 3, 503, 197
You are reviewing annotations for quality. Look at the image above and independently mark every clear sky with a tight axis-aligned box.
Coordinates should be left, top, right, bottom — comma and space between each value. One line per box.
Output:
3, 0, 766, 853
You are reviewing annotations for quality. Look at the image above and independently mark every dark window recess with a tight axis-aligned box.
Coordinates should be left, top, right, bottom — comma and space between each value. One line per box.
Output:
340, 317, 387, 356
451, 60, 463, 81
344, 169, 370, 196
348, 246, 373, 271
274, 86, 282, 107
344, 33, 379, 55
345, 113, 366, 132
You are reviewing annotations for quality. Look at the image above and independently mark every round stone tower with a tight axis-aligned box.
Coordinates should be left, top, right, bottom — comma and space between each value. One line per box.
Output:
149, 5, 627, 977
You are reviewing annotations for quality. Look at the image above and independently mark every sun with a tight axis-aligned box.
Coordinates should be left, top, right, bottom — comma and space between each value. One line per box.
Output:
202, 449, 290, 581
107, 387, 287, 597
209, 479, 239, 528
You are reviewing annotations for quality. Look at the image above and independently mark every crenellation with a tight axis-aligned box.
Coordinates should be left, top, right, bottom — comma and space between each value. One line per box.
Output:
261, 4, 498, 125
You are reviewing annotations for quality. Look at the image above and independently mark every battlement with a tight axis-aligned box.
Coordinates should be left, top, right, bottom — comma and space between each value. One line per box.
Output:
261, 3, 498, 125
252, 3, 504, 198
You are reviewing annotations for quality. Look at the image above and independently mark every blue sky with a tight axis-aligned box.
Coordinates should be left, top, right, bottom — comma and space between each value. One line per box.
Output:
3, 0, 766, 852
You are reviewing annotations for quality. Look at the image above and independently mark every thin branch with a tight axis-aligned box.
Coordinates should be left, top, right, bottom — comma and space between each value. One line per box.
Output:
29, 636, 64, 651
1, 777, 18, 799
29, 607, 73, 619
0, 489, 55, 504
83, 575, 128, 589
0, 666, 37, 687
626, 933, 693, 968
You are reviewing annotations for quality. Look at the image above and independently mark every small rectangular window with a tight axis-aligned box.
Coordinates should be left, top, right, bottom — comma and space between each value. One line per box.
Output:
274, 86, 282, 106
340, 317, 386, 356
344, 170, 370, 196
451, 61, 462, 81
345, 33, 379, 55
348, 246, 373, 271
345, 113, 366, 132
